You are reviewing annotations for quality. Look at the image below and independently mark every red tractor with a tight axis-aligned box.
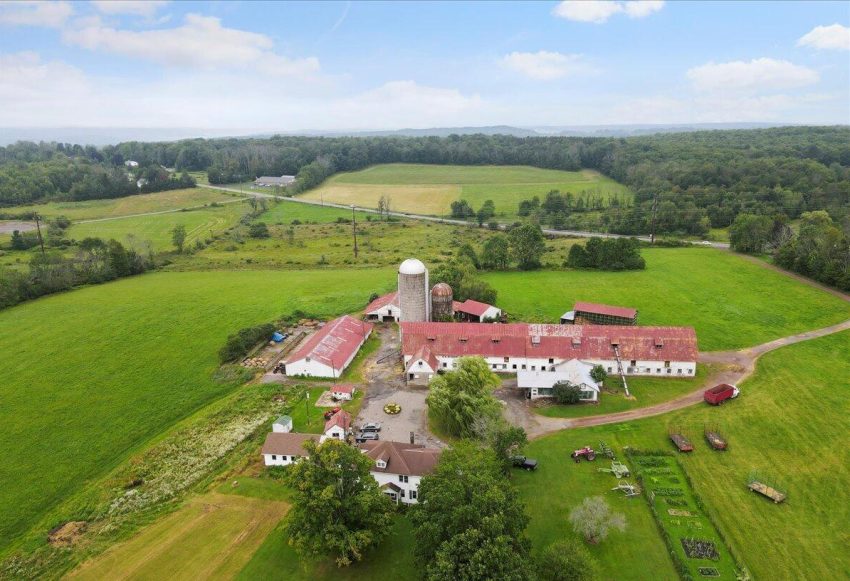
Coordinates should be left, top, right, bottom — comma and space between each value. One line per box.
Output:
571, 446, 596, 462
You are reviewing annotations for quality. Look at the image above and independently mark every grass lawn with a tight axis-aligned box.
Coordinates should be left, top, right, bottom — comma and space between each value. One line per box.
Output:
0, 268, 394, 552
299, 164, 630, 219
259, 199, 374, 225
535, 364, 715, 419
2, 188, 239, 221
66, 493, 288, 581
67, 201, 248, 250
484, 248, 850, 351
526, 329, 850, 580
237, 514, 417, 581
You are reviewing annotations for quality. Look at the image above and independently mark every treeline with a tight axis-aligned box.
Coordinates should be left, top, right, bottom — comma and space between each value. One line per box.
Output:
566, 237, 646, 271
731, 210, 850, 291
0, 238, 152, 309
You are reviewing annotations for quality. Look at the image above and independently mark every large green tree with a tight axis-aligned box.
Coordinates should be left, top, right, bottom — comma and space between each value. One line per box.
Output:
729, 213, 774, 254
431, 258, 497, 304
410, 442, 532, 579
282, 439, 394, 567
481, 234, 511, 270
536, 539, 599, 581
426, 357, 502, 438
509, 224, 546, 270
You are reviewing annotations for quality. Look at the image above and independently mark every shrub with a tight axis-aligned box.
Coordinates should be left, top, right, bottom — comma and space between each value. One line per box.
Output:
554, 381, 582, 404
218, 322, 276, 363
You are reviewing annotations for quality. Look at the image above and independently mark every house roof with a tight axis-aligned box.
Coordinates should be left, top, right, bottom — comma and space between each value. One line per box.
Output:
324, 409, 352, 433
455, 299, 497, 317
517, 358, 599, 390
261, 432, 318, 456
255, 175, 295, 185
400, 322, 697, 362
286, 315, 373, 370
406, 344, 438, 372
573, 301, 637, 320
365, 292, 399, 314
360, 440, 442, 476
332, 384, 355, 394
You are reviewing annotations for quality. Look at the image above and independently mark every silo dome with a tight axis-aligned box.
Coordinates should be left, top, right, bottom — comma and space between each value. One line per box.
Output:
399, 258, 426, 275
431, 282, 452, 297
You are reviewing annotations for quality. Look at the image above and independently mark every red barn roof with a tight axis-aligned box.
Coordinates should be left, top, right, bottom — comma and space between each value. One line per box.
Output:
332, 384, 355, 395
574, 301, 637, 320
455, 299, 496, 317
324, 409, 352, 433
286, 315, 373, 370
365, 292, 398, 313
400, 322, 697, 362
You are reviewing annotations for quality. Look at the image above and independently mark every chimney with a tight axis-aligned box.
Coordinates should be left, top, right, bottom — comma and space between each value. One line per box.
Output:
409, 431, 415, 445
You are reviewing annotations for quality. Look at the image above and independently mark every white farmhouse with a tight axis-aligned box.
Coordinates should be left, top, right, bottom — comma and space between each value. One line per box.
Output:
284, 315, 373, 378
360, 441, 441, 504
261, 433, 318, 466
517, 358, 600, 401
322, 410, 352, 441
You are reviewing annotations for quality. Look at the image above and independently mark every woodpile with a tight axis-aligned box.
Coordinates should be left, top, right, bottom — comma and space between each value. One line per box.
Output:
298, 319, 321, 327
242, 357, 269, 368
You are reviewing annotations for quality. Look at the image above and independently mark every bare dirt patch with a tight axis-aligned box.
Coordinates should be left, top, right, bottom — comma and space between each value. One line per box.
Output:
48, 521, 87, 547
0, 220, 36, 235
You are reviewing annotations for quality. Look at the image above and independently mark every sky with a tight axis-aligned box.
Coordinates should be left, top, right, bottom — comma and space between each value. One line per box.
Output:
0, 0, 848, 131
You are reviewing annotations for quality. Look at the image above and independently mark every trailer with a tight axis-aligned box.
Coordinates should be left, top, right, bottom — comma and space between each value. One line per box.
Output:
704, 384, 740, 405
704, 426, 727, 451
748, 481, 786, 504
669, 432, 694, 452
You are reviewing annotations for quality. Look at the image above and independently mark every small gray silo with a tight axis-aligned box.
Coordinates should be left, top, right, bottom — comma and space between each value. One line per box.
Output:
431, 283, 454, 321
398, 259, 429, 322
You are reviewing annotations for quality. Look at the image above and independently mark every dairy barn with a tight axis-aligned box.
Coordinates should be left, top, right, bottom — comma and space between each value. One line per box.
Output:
284, 315, 373, 378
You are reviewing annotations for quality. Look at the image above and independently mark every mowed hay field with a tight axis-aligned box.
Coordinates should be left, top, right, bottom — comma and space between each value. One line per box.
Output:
0, 269, 393, 551
484, 248, 850, 351
67, 494, 288, 581
4, 188, 239, 221
299, 164, 630, 218
518, 330, 850, 581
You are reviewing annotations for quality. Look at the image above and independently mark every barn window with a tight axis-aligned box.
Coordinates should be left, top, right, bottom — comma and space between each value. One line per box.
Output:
512, 364, 517, 370
504, 357, 509, 363
548, 358, 554, 364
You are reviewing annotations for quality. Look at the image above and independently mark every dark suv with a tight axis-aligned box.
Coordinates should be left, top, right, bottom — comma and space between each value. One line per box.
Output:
510, 455, 539, 471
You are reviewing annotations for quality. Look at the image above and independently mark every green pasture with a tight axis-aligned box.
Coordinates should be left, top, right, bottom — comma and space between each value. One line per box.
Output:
2, 188, 238, 221
300, 163, 630, 219
0, 268, 394, 552
259, 200, 374, 225
484, 248, 850, 351
521, 329, 850, 581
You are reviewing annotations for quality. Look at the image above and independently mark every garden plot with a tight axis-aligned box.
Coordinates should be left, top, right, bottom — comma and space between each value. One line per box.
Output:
629, 451, 742, 580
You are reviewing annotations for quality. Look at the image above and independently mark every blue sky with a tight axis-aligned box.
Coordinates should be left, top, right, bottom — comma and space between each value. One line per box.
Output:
0, 1, 848, 130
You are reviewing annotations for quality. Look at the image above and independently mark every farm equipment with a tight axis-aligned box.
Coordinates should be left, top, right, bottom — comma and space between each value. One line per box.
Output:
704, 383, 740, 405
669, 428, 694, 452
704, 426, 727, 450
611, 480, 640, 497
747, 473, 786, 504
598, 460, 631, 478
571, 446, 596, 462
598, 441, 615, 459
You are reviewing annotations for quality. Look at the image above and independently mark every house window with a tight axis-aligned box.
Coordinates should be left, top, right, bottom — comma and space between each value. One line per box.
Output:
607, 367, 612, 373
271, 454, 277, 460
399, 475, 409, 483
376, 460, 386, 468
492, 364, 497, 369
687, 369, 693, 374
443, 362, 448, 368
580, 390, 595, 400
409, 490, 418, 500
512, 364, 517, 370
400, 490, 405, 498
418, 361, 423, 366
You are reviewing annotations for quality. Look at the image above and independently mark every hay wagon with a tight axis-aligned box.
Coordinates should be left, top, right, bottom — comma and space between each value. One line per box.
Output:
704, 426, 727, 451
669, 428, 694, 452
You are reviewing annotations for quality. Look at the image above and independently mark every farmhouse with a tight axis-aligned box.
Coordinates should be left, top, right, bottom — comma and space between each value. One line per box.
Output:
261, 433, 318, 466
323, 409, 352, 440
561, 301, 637, 326
331, 384, 356, 401
400, 322, 697, 383
254, 175, 295, 187
454, 299, 502, 322
284, 315, 373, 378
360, 440, 441, 504
364, 292, 401, 322
517, 358, 600, 401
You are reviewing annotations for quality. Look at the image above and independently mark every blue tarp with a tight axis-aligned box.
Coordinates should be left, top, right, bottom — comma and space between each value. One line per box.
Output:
271, 332, 284, 342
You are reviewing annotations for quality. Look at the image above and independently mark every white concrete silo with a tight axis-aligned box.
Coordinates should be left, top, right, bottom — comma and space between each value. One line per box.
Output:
398, 258, 430, 322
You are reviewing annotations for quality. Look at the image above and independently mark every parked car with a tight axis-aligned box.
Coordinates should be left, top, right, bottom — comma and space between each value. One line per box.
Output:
361, 422, 382, 432
704, 384, 740, 405
510, 455, 539, 471
356, 431, 380, 443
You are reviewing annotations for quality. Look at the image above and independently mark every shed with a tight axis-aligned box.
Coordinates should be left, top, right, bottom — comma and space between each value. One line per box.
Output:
272, 415, 293, 433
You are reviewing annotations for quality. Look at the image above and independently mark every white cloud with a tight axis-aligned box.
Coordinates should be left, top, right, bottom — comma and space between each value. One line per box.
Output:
552, 1, 663, 24
91, 1, 169, 18
797, 23, 850, 51
63, 13, 319, 76
686, 58, 819, 93
501, 51, 591, 80
0, 1, 72, 28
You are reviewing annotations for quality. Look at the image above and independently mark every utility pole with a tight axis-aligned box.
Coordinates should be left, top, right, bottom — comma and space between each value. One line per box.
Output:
351, 205, 358, 258
305, 390, 310, 426
34, 213, 45, 257
649, 192, 659, 244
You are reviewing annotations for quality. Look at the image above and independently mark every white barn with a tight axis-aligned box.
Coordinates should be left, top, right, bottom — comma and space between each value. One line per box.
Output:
285, 316, 373, 378
364, 292, 401, 322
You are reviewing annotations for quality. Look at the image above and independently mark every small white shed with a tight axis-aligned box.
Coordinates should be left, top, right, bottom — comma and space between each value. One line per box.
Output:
272, 415, 293, 433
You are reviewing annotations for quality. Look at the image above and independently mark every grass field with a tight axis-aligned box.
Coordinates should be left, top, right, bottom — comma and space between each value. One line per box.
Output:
299, 164, 630, 219
535, 364, 716, 419
259, 200, 374, 225
2, 188, 239, 222
67, 201, 248, 250
0, 269, 394, 552
520, 329, 850, 580
67, 493, 288, 581
483, 248, 850, 351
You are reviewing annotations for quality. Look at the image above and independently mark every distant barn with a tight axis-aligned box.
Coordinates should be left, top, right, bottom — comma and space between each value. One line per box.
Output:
561, 301, 637, 326
254, 175, 295, 187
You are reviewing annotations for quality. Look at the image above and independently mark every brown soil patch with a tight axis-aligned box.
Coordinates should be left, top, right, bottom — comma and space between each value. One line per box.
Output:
48, 521, 88, 547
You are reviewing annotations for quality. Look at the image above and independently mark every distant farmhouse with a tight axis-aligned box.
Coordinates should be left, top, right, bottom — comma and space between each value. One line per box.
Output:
254, 175, 295, 187
124, 160, 139, 168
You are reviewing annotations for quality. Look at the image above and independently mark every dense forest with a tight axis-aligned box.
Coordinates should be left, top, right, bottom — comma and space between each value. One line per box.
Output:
2, 127, 848, 237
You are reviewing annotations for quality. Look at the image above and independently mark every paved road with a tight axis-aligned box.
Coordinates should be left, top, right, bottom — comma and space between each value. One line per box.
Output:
205, 184, 731, 248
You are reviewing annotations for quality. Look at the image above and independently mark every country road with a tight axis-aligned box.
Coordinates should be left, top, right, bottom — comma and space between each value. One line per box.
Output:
204, 184, 732, 249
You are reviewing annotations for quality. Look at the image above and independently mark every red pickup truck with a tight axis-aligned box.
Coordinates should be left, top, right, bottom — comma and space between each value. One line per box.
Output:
704, 384, 740, 405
